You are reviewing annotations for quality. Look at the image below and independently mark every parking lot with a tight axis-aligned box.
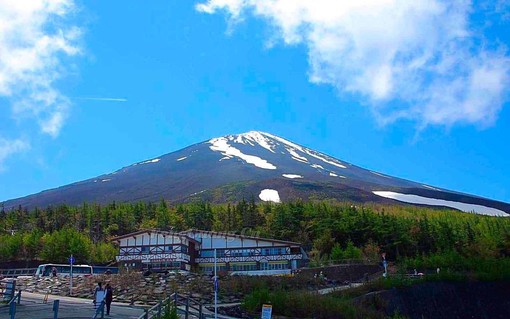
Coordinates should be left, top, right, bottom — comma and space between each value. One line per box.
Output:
0, 292, 144, 319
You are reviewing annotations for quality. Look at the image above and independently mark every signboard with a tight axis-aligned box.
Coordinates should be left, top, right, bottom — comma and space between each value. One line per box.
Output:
2, 280, 15, 302
214, 277, 219, 293
69, 255, 75, 265
261, 304, 272, 319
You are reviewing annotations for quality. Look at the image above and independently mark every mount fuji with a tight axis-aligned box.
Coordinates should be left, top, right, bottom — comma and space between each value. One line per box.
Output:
2, 131, 509, 216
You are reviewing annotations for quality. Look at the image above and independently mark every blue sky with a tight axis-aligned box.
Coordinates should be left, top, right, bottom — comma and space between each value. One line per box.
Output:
0, 0, 509, 204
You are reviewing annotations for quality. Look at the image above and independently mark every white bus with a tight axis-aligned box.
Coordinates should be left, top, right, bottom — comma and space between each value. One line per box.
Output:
35, 264, 93, 277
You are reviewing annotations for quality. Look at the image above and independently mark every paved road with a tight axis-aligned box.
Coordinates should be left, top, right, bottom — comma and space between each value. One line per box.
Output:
0, 292, 145, 319
317, 282, 363, 295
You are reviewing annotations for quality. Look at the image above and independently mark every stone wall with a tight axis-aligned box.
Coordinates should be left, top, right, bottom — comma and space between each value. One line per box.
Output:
16, 272, 219, 305
15, 264, 383, 307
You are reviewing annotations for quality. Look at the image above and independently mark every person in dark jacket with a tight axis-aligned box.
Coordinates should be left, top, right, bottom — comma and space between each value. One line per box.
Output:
104, 283, 113, 315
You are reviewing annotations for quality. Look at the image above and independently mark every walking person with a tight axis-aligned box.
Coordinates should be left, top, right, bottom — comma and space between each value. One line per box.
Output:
105, 283, 113, 315
93, 282, 104, 307
51, 267, 57, 277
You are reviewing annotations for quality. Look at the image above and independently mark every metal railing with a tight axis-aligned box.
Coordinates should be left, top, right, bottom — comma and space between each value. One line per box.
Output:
6, 290, 22, 319
8, 298, 61, 319
1, 266, 119, 278
137, 297, 171, 319
2, 289, 222, 319
306, 258, 373, 268
2, 291, 112, 319
0, 268, 37, 278
137, 293, 219, 319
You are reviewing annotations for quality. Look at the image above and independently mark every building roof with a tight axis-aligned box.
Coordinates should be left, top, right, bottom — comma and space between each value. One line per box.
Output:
110, 229, 200, 244
180, 229, 302, 247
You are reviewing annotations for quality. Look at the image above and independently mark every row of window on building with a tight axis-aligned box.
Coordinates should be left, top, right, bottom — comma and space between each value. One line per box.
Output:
199, 247, 288, 258
142, 245, 187, 253
121, 246, 290, 257
198, 261, 289, 273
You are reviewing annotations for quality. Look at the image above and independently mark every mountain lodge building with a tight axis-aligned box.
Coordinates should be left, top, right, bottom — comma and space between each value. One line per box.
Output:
112, 229, 307, 275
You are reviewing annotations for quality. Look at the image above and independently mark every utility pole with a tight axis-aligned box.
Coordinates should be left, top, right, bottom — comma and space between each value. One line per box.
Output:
214, 249, 218, 319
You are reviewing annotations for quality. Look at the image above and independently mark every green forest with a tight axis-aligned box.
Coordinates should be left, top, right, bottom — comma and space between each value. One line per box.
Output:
1, 199, 509, 277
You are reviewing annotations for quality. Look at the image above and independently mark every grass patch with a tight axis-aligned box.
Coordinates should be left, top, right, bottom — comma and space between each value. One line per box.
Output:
242, 287, 390, 319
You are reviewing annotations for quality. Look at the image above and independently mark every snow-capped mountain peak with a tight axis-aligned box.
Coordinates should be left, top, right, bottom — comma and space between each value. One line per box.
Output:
209, 131, 347, 173
3, 131, 509, 217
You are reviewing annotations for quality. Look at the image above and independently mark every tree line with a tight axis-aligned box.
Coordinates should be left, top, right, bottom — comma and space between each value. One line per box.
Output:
1, 199, 509, 268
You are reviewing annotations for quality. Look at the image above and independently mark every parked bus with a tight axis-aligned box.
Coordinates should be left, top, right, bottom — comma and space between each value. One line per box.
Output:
35, 264, 93, 277
92, 266, 118, 275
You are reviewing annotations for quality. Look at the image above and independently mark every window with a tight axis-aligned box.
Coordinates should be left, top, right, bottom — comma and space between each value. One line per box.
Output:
199, 263, 227, 273
200, 250, 214, 258
150, 262, 181, 270
35, 264, 93, 276
231, 263, 257, 271
269, 262, 288, 270
141, 246, 150, 254
261, 247, 286, 255
200, 250, 224, 257
230, 249, 255, 257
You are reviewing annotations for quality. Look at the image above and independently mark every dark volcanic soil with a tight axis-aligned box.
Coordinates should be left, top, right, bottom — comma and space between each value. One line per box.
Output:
377, 281, 510, 319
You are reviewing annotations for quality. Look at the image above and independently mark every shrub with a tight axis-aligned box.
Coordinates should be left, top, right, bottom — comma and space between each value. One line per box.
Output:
242, 288, 381, 319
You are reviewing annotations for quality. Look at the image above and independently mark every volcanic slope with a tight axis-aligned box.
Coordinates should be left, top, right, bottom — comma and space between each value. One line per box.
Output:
2, 131, 509, 216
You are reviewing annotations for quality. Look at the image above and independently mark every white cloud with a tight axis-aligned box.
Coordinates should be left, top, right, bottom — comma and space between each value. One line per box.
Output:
0, 137, 30, 171
0, 0, 81, 138
197, 0, 510, 127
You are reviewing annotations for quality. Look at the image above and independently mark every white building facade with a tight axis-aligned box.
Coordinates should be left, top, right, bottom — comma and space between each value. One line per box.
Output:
113, 230, 199, 272
113, 229, 307, 275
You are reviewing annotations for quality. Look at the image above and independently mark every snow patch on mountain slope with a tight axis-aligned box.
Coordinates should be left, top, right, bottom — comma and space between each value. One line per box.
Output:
140, 158, 161, 164
373, 191, 508, 217
287, 148, 308, 162
311, 164, 324, 169
260, 132, 347, 169
329, 172, 346, 178
370, 171, 390, 178
292, 156, 308, 163
226, 131, 347, 169
283, 174, 303, 179
209, 137, 277, 169
259, 189, 281, 203
308, 152, 347, 169
177, 157, 187, 161
236, 131, 276, 153
422, 184, 440, 191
